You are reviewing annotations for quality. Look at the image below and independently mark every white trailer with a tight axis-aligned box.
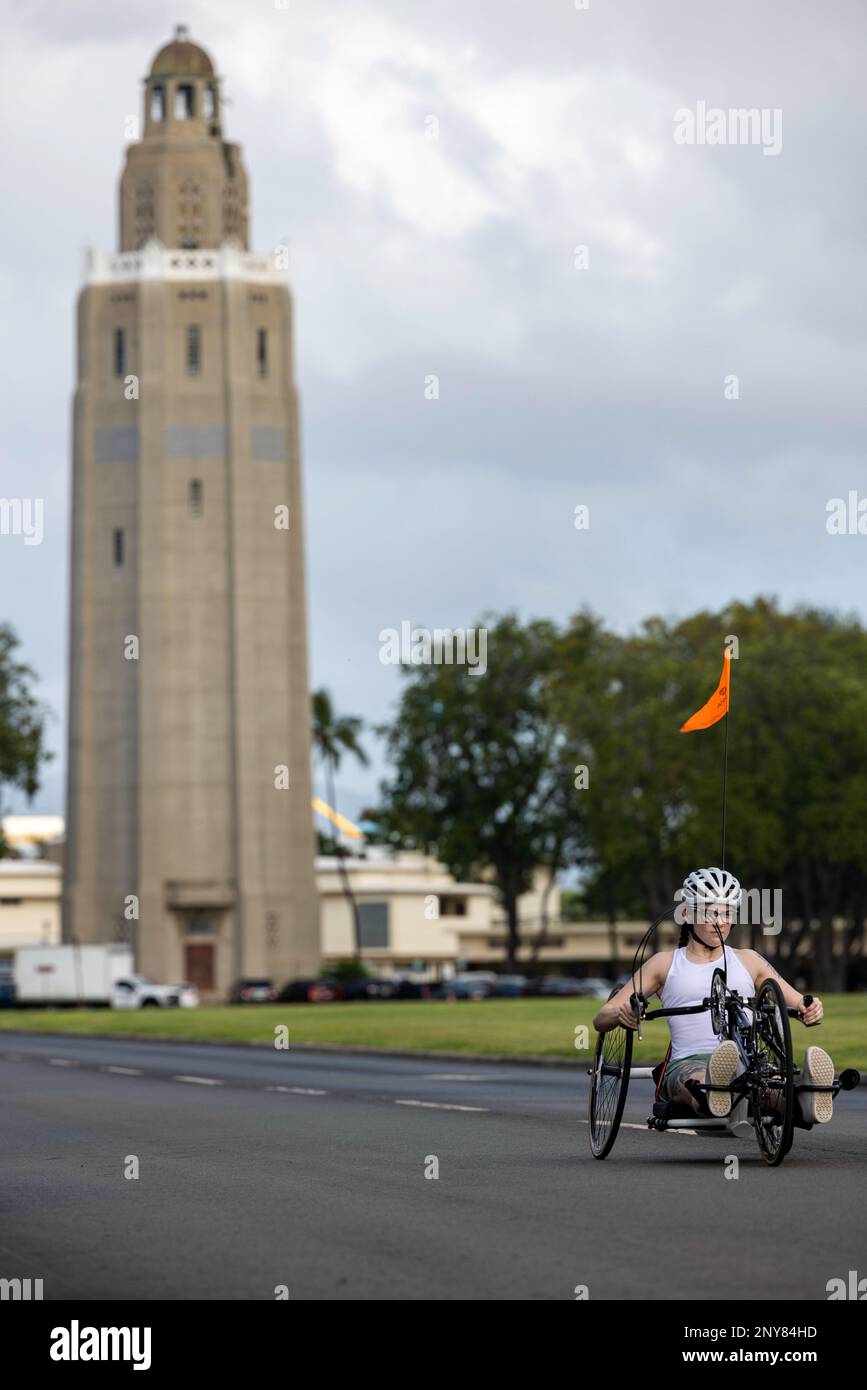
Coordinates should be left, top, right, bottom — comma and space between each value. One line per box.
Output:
14, 944, 134, 1005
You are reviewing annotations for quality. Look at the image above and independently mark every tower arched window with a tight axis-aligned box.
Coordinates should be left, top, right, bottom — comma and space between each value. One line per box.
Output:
150, 85, 165, 122
175, 84, 195, 119
203, 85, 216, 120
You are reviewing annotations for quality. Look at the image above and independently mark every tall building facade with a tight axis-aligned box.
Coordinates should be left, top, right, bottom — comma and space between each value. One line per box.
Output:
64, 28, 321, 994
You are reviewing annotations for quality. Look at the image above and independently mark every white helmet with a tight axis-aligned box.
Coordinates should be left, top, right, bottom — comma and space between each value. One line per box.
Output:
681, 866, 742, 907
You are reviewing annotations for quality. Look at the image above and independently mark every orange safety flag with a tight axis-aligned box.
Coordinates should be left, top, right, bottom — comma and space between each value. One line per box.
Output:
680, 654, 731, 732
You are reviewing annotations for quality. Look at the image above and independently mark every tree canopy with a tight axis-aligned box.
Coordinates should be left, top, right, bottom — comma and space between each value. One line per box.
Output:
374, 599, 867, 988
0, 624, 52, 857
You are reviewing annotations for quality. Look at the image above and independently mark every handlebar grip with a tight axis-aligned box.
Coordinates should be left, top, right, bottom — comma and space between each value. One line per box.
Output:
797, 993, 820, 1026
629, 991, 646, 1041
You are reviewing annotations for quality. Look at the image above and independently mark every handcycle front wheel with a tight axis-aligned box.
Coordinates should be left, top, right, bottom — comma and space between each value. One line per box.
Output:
750, 977, 795, 1166
587, 989, 634, 1159
709, 967, 727, 1038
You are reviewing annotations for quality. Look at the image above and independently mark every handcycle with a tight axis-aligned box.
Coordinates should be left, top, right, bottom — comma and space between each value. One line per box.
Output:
588, 955, 861, 1167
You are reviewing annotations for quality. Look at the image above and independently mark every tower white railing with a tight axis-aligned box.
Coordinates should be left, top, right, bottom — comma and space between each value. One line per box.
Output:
85, 239, 287, 285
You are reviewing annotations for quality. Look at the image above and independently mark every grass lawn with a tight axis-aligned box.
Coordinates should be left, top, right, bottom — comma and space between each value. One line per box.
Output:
0, 996, 864, 1067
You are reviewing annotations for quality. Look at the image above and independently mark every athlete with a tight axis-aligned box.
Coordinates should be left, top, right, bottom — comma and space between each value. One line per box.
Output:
592, 867, 835, 1123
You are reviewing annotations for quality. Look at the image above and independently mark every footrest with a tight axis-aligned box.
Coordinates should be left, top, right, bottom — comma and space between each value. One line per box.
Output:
652, 1100, 700, 1121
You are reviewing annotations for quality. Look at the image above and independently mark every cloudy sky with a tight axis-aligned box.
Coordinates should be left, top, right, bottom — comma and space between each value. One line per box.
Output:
1, 0, 866, 819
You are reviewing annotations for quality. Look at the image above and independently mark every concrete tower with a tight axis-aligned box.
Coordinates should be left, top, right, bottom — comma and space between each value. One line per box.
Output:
64, 27, 321, 995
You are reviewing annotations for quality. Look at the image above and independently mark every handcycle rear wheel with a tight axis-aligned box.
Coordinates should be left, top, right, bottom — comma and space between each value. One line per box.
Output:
751, 977, 795, 1166
588, 989, 633, 1159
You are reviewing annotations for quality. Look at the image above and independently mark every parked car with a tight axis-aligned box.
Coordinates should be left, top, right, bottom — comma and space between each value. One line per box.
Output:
112, 975, 199, 1008
341, 976, 401, 1001
431, 973, 495, 1000
229, 978, 276, 1004
525, 975, 585, 997
277, 978, 344, 1003
341, 975, 431, 1001
573, 977, 614, 999
490, 974, 528, 998
391, 979, 430, 1000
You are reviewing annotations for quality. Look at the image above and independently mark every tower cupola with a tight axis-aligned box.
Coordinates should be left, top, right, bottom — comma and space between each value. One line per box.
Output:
120, 25, 249, 251
144, 25, 221, 139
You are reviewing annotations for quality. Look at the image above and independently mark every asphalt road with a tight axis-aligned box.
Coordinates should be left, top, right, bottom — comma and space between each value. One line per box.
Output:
1, 1032, 864, 1300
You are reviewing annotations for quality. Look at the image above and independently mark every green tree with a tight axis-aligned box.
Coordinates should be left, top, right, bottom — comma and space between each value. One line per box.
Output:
375, 615, 576, 971
0, 625, 52, 857
374, 600, 867, 989
553, 598, 867, 990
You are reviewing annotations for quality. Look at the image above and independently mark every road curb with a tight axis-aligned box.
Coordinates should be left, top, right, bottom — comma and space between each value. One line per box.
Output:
1, 1028, 865, 1079
0, 1028, 580, 1067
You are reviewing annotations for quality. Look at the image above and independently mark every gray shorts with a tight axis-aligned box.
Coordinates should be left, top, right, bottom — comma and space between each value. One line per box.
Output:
662, 1052, 712, 1100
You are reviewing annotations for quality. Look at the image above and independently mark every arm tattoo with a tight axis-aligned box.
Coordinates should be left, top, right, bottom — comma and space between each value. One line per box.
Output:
752, 953, 780, 981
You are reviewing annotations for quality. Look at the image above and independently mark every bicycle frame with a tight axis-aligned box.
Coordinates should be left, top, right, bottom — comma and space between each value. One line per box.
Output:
588, 911, 860, 1160
633, 985, 847, 1126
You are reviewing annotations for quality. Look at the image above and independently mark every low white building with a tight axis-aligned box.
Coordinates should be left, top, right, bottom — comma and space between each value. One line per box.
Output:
0, 861, 62, 965
318, 847, 559, 977
1, 817, 563, 981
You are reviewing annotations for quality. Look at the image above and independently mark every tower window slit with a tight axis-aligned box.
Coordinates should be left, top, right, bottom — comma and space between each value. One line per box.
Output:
186, 324, 201, 375
113, 528, 125, 567
113, 327, 125, 377
256, 327, 268, 378
189, 479, 203, 516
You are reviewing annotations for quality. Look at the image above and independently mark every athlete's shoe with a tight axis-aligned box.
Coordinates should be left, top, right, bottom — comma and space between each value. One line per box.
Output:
706, 1040, 742, 1117
798, 1046, 835, 1124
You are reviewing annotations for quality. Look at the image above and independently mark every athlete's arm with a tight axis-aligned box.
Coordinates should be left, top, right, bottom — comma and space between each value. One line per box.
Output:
740, 949, 824, 1024
592, 952, 672, 1033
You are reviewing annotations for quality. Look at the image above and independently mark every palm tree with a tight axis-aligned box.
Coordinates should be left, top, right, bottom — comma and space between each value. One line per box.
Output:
312, 689, 369, 959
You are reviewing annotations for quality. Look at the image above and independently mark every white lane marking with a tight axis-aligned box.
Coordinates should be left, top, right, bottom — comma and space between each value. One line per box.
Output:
577, 1117, 698, 1138
49, 1058, 79, 1067
396, 1099, 488, 1113
173, 1074, 223, 1086
102, 1065, 142, 1076
619, 1122, 697, 1136
266, 1085, 328, 1096
424, 1073, 486, 1081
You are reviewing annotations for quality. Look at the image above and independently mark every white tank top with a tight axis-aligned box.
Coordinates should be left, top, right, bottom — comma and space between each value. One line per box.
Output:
660, 946, 754, 1060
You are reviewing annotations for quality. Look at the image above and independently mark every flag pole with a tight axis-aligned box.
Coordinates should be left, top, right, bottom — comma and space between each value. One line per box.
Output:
679, 650, 733, 869
721, 707, 729, 871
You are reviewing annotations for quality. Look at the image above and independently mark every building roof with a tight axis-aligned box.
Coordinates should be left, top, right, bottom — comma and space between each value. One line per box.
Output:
0, 860, 61, 878
150, 25, 214, 79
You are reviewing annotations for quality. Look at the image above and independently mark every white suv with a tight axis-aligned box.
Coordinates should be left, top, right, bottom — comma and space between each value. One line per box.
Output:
111, 975, 199, 1009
